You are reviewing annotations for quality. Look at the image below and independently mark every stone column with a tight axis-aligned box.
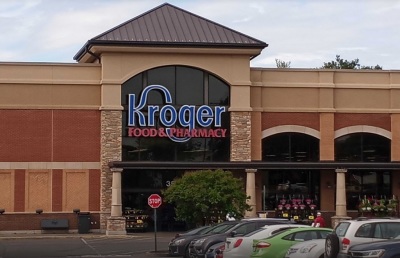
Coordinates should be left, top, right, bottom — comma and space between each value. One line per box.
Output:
101, 110, 122, 233
331, 168, 351, 228
106, 167, 126, 235
230, 112, 251, 161
245, 169, 257, 218
110, 168, 123, 216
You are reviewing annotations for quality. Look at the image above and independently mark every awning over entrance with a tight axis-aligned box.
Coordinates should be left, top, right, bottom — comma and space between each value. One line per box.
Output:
108, 161, 400, 170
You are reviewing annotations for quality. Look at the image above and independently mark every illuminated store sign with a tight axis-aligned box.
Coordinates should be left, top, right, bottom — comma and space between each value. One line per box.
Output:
128, 85, 227, 143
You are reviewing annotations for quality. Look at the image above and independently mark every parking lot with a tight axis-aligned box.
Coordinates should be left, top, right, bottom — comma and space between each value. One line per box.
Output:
0, 232, 176, 258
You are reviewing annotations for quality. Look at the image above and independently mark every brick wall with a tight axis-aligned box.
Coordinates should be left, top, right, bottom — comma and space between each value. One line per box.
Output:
0, 110, 100, 162
335, 113, 390, 131
262, 112, 320, 131
0, 213, 100, 231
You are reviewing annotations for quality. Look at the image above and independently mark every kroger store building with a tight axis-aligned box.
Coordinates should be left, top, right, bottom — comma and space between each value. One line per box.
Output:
1, 3, 400, 234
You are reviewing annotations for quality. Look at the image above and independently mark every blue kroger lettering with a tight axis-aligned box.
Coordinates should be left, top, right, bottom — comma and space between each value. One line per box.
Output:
128, 85, 226, 142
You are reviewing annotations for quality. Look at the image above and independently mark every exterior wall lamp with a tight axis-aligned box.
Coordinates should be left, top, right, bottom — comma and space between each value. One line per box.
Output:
73, 209, 80, 214
35, 209, 43, 214
0, 209, 5, 214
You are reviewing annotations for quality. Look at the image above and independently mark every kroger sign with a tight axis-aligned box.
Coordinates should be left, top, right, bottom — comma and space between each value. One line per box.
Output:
128, 85, 227, 143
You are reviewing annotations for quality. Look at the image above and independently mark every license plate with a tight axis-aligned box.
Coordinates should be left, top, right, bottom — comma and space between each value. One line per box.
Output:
137, 220, 143, 223
308, 216, 314, 220
283, 213, 288, 218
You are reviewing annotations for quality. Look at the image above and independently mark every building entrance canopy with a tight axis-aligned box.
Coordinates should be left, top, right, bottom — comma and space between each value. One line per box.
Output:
109, 161, 400, 170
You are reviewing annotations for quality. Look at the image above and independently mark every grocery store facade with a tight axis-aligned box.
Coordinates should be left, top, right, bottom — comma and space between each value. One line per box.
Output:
1, 3, 400, 234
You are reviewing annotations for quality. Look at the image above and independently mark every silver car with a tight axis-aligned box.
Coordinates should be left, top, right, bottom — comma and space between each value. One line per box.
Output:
325, 218, 400, 258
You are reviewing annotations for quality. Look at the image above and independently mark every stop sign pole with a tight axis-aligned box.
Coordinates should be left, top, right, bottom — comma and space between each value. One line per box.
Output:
148, 194, 162, 252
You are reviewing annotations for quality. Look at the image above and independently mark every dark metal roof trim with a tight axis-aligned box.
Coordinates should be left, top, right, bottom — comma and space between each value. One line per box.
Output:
108, 161, 400, 170
74, 3, 268, 61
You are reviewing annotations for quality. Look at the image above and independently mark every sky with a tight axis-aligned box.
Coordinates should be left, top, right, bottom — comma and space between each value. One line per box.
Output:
1, 0, 399, 70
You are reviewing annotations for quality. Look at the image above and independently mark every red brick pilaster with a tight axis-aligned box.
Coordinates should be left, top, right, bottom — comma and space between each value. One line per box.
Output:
89, 169, 101, 211
52, 169, 63, 211
14, 169, 25, 212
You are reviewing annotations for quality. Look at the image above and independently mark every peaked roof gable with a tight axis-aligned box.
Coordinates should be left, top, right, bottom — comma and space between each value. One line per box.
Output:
74, 3, 267, 61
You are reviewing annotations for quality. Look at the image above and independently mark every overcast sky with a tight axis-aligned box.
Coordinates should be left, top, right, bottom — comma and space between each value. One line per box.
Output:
1, 0, 399, 69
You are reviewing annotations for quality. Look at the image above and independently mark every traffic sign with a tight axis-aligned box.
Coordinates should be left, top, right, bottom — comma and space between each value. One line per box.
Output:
148, 194, 162, 209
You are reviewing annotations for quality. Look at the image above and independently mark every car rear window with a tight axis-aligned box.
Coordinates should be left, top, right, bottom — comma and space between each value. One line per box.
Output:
335, 222, 350, 237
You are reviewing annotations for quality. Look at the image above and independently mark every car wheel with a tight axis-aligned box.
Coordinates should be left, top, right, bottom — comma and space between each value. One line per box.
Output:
325, 234, 339, 258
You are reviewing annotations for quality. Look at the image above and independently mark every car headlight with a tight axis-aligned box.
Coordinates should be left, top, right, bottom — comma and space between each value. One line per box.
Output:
195, 238, 206, 245
350, 249, 385, 257
173, 238, 185, 245
299, 243, 318, 253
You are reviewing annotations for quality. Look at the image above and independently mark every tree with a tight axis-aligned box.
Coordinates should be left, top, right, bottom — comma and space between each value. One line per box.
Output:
321, 55, 382, 70
275, 59, 291, 68
163, 169, 251, 226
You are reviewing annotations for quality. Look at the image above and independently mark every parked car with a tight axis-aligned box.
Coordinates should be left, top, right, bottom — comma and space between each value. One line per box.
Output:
250, 227, 332, 258
190, 218, 291, 258
169, 222, 236, 258
206, 242, 225, 258
223, 224, 311, 258
173, 225, 212, 239
285, 238, 325, 258
325, 218, 400, 258
348, 239, 400, 258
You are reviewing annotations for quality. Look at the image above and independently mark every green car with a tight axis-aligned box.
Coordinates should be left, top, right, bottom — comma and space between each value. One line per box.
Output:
250, 227, 332, 258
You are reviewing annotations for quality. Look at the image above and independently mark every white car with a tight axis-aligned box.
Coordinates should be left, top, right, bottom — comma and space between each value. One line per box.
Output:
223, 223, 310, 258
285, 238, 325, 258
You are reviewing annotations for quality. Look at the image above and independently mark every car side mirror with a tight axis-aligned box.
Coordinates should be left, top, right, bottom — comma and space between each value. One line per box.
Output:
230, 231, 237, 237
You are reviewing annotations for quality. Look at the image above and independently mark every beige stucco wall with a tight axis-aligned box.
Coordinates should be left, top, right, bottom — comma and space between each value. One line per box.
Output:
98, 49, 254, 111
0, 62, 101, 109
250, 68, 400, 113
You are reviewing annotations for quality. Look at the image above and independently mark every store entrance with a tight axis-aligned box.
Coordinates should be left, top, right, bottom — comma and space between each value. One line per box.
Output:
122, 169, 186, 232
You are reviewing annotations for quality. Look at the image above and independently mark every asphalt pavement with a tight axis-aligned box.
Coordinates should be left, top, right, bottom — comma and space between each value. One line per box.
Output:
0, 231, 179, 258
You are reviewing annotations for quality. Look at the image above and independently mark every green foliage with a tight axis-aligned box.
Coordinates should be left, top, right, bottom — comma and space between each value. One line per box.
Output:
275, 59, 291, 68
321, 55, 382, 70
162, 169, 251, 225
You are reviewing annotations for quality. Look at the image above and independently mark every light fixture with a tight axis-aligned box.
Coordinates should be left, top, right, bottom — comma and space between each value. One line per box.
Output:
35, 209, 43, 214
0, 209, 5, 214
73, 208, 80, 214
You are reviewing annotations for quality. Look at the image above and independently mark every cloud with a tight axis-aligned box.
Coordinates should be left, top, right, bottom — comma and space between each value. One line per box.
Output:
0, 0, 399, 68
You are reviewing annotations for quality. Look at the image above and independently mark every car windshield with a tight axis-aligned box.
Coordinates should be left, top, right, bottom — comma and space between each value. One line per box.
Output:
208, 223, 237, 234
185, 226, 210, 235
335, 222, 350, 237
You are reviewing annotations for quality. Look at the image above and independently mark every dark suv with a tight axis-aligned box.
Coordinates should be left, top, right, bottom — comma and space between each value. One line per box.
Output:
189, 218, 291, 258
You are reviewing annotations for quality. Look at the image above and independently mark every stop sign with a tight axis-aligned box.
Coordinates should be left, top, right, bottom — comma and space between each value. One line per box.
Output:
148, 194, 162, 209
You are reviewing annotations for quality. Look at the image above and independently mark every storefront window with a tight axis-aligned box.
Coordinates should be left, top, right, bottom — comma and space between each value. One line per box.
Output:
345, 171, 391, 210
335, 133, 391, 210
121, 65, 230, 162
335, 133, 390, 162
262, 133, 319, 162
262, 133, 320, 212
262, 170, 320, 211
